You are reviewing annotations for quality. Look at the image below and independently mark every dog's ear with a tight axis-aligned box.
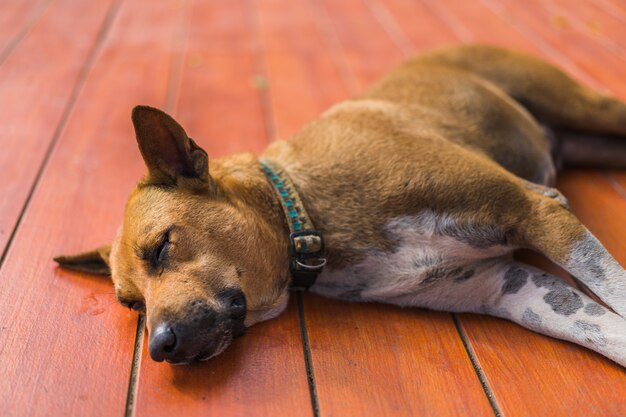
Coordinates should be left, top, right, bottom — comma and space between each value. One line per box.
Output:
131, 105, 210, 186
54, 245, 112, 276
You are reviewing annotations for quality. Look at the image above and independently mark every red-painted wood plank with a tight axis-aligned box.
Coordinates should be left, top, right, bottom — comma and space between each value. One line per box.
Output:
595, 0, 626, 20
0, 0, 117, 255
367, 0, 456, 52
132, 1, 313, 415
172, 0, 268, 155
546, 0, 626, 52
258, 0, 495, 414
317, 0, 405, 87
136, 299, 311, 417
256, 0, 351, 139
0, 1, 189, 415
486, 0, 624, 92
304, 294, 494, 417
0, 0, 50, 58
422, 0, 600, 86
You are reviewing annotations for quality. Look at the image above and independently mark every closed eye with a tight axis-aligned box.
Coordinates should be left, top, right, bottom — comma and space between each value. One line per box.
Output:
118, 299, 146, 314
155, 237, 170, 264
151, 230, 171, 271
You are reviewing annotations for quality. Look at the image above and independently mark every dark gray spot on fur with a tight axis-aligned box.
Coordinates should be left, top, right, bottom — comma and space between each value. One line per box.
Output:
437, 221, 507, 249
502, 266, 528, 294
533, 273, 584, 315
584, 302, 606, 316
543, 288, 583, 316
521, 308, 542, 328
532, 273, 568, 290
455, 269, 475, 282
573, 320, 607, 346
574, 235, 607, 281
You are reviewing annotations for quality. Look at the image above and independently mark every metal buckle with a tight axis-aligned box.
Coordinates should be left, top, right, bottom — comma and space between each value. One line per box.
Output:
289, 230, 326, 272
289, 230, 324, 254
294, 258, 327, 270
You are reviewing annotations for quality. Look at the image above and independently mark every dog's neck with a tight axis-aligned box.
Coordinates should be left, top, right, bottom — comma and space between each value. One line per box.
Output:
259, 159, 326, 288
210, 152, 293, 276
210, 152, 326, 289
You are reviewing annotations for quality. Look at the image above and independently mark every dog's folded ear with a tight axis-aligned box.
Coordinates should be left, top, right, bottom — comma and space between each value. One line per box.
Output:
54, 245, 112, 276
131, 105, 211, 187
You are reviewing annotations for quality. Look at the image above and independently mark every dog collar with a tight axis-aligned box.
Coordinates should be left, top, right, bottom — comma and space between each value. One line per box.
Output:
260, 159, 326, 289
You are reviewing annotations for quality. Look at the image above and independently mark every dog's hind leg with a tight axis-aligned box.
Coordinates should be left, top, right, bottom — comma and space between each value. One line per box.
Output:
417, 44, 626, 169
516, 187, 626, 319
431, 260, 626, 368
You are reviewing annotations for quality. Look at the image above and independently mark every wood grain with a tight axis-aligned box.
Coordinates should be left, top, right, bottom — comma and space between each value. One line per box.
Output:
0, 0, 188, 415
546, 0, 626, 51
0, 0, 118, 257
172, 0, 269, 155
316, 0, 405, 86
304, 294, 495, 416
256, 0, 351, 139
0, 0, 50, 58
132, 1, 313, 415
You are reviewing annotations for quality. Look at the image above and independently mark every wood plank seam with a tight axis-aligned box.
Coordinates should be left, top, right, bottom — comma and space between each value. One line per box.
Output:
164, 0, 193, 115
452, 315, 503, 417
604, 172, 626, 201
537, 0, 626, 58
296, 292, 321, 417
362, 0, 414, 56
594, 0, 626, 24
0, 0, 124, 270
0, 0, 53, 66
125, 315, 146, 417
478, 0, 600, 87
306, 0, 361, 93
250, 0, 278, 141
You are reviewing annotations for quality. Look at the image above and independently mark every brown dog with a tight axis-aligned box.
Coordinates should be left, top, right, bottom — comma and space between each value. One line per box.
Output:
56, 44, 626, 367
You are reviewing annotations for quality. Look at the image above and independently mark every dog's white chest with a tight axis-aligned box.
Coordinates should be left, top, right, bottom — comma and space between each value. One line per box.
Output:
311, 211, 512, 307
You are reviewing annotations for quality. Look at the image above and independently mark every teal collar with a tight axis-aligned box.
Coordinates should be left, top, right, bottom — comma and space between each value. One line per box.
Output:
260, 159, 326, 289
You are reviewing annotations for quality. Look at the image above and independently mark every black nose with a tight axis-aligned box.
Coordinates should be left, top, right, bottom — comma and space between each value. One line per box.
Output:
149, 324, 178, 362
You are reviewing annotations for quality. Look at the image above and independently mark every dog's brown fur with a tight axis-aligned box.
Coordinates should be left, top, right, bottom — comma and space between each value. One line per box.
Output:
56, 45, 626, 366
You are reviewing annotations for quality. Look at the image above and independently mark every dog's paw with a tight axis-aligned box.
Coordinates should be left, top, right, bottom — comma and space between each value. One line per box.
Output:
522, 180, 569, 209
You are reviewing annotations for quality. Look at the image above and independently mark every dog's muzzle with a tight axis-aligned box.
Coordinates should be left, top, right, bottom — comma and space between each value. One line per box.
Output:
148, 290, 246, 365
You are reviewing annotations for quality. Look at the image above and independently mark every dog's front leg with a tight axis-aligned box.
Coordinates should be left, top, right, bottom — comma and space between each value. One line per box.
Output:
518, 184, 626, 319
449, 261, 626, 368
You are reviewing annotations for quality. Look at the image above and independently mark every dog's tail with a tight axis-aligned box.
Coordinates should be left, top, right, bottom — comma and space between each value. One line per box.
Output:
415, 44, 626, 169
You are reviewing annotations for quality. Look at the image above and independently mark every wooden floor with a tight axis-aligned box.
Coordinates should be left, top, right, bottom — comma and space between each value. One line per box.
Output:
1, 0, 626, 416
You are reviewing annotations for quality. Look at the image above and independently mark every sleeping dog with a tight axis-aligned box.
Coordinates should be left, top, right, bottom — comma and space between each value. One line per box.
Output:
56, 45, 626, 367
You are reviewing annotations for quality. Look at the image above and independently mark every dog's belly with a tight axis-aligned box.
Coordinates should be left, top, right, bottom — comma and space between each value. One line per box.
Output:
312, 210, 514, 308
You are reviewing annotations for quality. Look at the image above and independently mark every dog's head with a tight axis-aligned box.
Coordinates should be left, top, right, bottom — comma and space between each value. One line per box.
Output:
55, 106, 290, 365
